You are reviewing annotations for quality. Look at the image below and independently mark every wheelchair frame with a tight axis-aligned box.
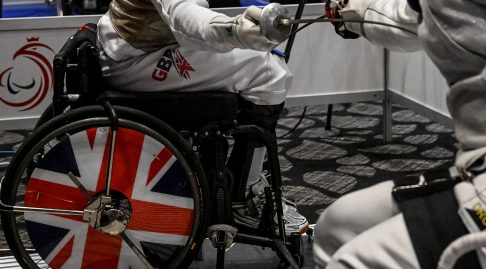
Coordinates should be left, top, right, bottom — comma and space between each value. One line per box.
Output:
0, 24, 307, 269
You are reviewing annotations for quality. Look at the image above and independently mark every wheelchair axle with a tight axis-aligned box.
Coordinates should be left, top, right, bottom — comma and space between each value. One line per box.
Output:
82, 193, 132, 236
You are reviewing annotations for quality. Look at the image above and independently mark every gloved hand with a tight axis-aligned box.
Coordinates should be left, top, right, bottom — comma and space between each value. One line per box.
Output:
208, 6, 279, 52
325, 0, 346, 20
325, 0, 361, 39
333, 0, 420, 50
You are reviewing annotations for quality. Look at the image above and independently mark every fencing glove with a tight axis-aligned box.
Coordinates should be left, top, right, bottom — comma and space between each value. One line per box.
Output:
340, 0, 420, 51
325, 0, 360, 38
207, 6, 279, 52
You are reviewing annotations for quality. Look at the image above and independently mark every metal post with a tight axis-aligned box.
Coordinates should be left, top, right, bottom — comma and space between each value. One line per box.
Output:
383, 48, 392, 142
56, 0, 63, 16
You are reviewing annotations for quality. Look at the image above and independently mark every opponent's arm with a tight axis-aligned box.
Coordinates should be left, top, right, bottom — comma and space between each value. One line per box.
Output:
327, 0, 421, 51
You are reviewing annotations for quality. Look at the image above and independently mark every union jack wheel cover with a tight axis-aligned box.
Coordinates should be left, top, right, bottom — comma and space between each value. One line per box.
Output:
21, 127, 197, 268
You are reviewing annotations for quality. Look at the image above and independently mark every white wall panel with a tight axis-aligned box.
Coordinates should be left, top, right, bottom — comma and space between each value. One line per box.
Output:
389, 50, 450, 118
0, 15, 100, 129
281, 22, 384, 99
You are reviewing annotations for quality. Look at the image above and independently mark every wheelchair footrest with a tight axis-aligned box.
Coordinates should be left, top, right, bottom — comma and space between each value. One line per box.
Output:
207, 224, 238, 250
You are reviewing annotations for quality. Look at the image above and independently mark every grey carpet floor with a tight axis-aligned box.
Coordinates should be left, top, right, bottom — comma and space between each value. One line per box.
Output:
276, 102, 456, 223
0, 101, 457, 267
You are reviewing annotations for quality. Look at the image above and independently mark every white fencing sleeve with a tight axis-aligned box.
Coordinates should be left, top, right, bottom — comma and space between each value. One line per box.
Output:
342, 0, 421, 51
150, 0, 277, 52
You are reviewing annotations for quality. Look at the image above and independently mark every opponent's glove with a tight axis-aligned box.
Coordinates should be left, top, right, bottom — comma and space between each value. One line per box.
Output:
332, 0, 420, 50
208, 6, 279, 51
325, 0, 360, 39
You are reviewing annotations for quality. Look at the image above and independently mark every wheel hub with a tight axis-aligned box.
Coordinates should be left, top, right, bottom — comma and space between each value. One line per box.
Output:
83, 191, 132, 235
100, 208, 130, 235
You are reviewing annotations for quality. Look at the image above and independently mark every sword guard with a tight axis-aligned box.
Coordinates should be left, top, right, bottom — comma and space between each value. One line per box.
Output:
260, 3, 292, 43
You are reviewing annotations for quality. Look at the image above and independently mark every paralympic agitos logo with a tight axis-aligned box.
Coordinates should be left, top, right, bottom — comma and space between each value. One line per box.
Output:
0, 37, 54, 111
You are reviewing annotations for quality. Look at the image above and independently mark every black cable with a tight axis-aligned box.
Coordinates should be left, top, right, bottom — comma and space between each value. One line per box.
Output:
278, 106, 307, 139
278, 0, 309, 139
287, 15, 325, 37
283, 0, 307, 64
288, 17, 419, 38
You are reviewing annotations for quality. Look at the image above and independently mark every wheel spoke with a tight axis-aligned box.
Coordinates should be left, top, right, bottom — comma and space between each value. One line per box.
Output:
120, 232, 155, 269
1, 176, 83, 216
66, 172, 94, 202
12, 205, 84, 215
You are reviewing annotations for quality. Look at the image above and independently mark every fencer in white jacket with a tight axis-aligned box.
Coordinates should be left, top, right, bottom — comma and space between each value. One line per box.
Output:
313, 0, 486, 267
96, 0, 309, 235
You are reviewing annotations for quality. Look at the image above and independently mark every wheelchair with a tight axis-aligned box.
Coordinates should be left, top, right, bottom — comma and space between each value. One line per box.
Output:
0, 24, 307, 269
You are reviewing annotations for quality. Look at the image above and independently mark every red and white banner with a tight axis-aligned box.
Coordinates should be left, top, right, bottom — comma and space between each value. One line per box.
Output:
0, 16, 100, 130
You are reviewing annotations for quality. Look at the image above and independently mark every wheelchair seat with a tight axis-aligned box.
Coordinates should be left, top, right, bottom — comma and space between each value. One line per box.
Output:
52, 23, 238, 132
98, 90, 238, 131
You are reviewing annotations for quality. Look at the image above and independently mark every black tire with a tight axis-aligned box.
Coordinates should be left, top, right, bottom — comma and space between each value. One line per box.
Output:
1, 105, 209, 269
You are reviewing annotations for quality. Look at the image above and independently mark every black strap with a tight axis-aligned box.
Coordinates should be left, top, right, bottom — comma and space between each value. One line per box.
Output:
395, 182, 481, 269
208, 0, 239, 7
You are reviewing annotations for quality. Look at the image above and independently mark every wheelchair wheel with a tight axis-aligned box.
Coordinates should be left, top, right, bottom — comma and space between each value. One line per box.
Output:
1, 106, 209, 269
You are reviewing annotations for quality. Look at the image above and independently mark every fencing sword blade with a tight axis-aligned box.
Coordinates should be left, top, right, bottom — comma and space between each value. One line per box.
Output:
279, 17, 419, 36
260, 3, 418, 43
279, 18, 329, 26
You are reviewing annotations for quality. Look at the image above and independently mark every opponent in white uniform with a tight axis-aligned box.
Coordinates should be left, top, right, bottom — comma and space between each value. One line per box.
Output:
96, 0, 308, 234
313, 0, 486, 267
